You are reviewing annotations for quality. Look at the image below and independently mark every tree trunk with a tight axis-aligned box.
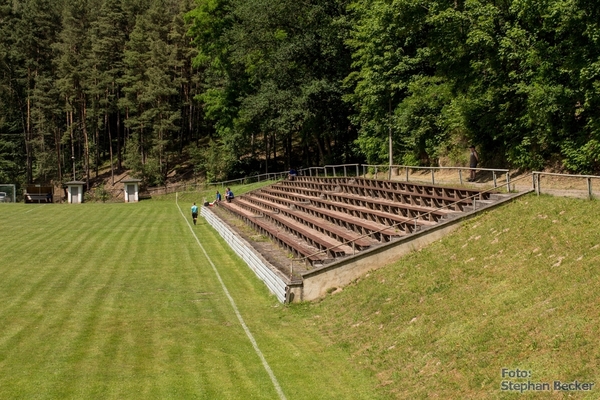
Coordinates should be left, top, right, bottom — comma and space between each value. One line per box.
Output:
116, 88, 122, 170
106, 109, 114, 186
26, 79, 32, 183
81, 95, 90, 190
265, 130, 269, 173
55, 125, 62, 189
69, 109, 76, 181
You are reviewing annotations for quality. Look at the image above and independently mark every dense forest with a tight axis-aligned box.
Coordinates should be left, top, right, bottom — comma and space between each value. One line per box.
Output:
1, 0, 600, 190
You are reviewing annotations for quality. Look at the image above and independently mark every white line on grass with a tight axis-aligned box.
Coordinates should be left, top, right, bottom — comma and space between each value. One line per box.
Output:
176, 195, 287, 400
24, 204, 47, 213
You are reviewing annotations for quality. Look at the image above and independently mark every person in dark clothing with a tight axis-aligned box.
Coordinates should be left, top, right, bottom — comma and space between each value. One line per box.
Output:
469, 145, 479, 181
288, 168, 297, 181
225, 188, 234, 202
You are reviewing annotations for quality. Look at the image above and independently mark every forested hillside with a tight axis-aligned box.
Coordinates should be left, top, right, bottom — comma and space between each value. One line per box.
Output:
1, 0, 600, 190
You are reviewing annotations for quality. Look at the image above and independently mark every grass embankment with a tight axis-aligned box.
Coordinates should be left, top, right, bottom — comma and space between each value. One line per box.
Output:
306, 194, 600, 399
0, 201, 381, 399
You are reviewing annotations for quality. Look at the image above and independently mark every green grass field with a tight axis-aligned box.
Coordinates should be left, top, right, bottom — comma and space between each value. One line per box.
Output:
3, 190, 600, 399
309, 194, 600, 399
0, 198, 383, 399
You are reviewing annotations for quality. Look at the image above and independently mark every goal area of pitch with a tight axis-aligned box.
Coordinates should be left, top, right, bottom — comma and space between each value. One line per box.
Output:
0, 184, 16, 203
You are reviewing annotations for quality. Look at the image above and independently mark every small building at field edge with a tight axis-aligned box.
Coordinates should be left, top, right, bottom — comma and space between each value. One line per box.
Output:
65, 181, 86, 204
123, 179, 142, 203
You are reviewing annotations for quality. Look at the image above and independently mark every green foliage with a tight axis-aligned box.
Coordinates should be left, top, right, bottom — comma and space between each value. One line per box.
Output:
346, 0, 600, 172
84, 183, 111, 202
311, 195, 600, 397
186, 139, 236, 182
562, 139, 600, 173
4, 0, 600, 187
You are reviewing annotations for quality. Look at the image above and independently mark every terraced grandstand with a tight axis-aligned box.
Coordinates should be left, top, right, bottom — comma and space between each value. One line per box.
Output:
206, 176, 523, 301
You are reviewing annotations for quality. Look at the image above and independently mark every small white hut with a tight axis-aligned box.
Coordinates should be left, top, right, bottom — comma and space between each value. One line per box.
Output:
65, 181, 86, 204
123, 179, 142, 203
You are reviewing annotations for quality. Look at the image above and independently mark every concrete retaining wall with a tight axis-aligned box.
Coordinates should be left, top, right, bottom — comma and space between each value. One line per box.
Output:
300, 191, 531, 301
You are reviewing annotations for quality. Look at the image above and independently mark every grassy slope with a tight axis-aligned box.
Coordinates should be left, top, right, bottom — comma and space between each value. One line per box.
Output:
304, 194, 600, 399
0, 201, 382, 399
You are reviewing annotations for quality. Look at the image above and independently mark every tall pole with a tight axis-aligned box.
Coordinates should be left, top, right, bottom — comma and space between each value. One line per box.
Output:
388, 98, 393, 179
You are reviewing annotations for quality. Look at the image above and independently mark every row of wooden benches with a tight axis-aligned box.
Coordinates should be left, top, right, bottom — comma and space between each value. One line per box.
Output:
289, 176, 490, 203
217, 179, 488, 265
278, 179, 489, 211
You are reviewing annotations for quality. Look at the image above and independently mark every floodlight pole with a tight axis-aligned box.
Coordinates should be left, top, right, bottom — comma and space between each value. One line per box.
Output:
71, 156, 76, 181
388, 98, 393, 179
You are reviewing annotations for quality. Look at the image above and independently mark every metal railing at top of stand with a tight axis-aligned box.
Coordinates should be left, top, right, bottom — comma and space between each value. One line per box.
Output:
532, 171, 600, 199
206, 171, 289, 188
361, 164, 511, 192
204, 163, 510, 190
288, 172, 534, 279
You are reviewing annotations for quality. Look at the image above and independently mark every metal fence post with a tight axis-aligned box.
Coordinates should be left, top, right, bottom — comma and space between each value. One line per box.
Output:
506, 172, 510, 192
492, 171, 497, 188
344, 165, 347, 177
431, 169, 435, 185
459, 169, 463, 185
588, 177, 593, 199
406, 167, 409, 182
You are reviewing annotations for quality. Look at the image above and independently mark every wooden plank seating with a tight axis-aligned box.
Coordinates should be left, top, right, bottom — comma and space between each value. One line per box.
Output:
231, 197, 351, 257
219, 201, 328, 265
293, 176, 491, 201
215, 176, 495, 267
25, 185, 54, 203
277, 179, 475, 211
240, 194, 375, 250
267, 185, 450, 223
221, 200, 347, 259
254, 189, 406, 241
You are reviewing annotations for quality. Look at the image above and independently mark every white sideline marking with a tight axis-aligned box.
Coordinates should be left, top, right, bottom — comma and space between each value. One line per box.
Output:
176, 194, 287, 400
24, 204, 47, 213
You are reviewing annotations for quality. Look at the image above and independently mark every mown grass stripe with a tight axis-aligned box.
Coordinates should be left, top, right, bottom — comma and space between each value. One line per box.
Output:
1, 199, 384, 399
176, 196, 287, 400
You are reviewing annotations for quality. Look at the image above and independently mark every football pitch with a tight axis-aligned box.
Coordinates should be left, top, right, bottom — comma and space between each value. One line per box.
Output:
0, 200, 383, 399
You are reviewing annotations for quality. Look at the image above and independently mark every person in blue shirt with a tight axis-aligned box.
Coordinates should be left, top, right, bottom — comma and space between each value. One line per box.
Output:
225, 188, 234, 203
288, 168, 297, 181
191, 202, 199, 225
215, 191, 222, 205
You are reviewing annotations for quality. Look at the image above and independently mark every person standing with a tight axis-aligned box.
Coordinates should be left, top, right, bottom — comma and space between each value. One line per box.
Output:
191, 202, 199, 225
469, 145, 479, 182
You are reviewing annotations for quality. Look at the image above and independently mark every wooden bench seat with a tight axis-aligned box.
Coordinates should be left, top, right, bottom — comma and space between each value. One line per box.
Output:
219, 202, 328, 265
240, 195, 374, 250
25, 193, 52, 203
292, 176, 491, 201
254, 190, 405, 241
276, 180, 474, 212
266, 186, 440, 228
231, 198, 351, 257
